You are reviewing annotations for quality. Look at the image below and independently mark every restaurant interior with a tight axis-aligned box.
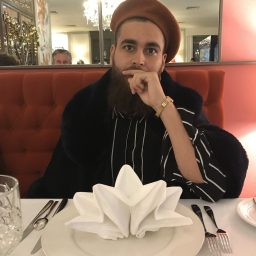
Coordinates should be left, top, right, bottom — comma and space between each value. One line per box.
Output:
0, 0, 255, 197
0, 0, 256, 255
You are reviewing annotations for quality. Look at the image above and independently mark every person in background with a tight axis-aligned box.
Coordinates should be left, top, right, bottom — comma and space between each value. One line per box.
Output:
77, 59, 85, 64
0, 53, 20, 66
28, 0, 248, 202
52, 49, 72, 64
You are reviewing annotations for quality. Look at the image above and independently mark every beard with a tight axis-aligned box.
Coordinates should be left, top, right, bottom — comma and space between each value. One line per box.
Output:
108, 63, 154, 118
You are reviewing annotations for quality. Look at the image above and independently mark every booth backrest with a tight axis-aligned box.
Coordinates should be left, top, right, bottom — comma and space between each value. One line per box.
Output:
0, 67, 224, 197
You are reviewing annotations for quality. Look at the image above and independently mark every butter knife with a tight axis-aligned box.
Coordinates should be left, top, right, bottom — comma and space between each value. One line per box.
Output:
31, 198, 68, 254
21, 200, 54, 241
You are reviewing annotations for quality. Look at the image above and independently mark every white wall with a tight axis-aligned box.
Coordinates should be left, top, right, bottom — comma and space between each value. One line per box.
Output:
51, 32, 91, 64
182, 27, 218, 62
69, 32, 91, 64
51, 33, 69, 50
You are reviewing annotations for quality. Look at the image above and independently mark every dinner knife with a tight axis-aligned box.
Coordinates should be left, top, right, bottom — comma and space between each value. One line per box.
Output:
31, 198, 68, 254
21, 200, 54, 241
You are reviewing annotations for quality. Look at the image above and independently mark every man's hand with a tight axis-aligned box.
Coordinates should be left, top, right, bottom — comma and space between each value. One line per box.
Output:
122, 70, 165, 111
123, 70, 204, 183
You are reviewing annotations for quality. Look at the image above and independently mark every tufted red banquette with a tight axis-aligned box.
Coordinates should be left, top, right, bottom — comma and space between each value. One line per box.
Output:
0, 67, 225, 197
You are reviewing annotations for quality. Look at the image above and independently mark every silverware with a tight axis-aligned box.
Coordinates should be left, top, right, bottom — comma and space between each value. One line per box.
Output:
30, 236, 42, 255
21, 200, 54, 241
204, 205, 232, 254
31, 198, 68, 254
53, 198, 68, 215
33, 201, 58, 230
191, 204, 221, 255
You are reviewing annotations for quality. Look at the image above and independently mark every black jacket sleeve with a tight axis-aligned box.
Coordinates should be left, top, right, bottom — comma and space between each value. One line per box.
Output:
27, 139, 93, 198
201, 125, 248, 198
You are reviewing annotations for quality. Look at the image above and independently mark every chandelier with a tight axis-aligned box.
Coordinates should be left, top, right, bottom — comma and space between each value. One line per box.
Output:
83, 0, 124, 30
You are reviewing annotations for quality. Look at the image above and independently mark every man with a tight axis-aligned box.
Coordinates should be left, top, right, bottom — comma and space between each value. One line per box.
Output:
28, 0, 248, 202
52, 49, 72, 64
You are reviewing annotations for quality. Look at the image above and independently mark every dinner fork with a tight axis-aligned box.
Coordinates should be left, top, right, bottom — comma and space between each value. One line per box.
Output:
204, 205, 232, 254
191, 204, 221, 255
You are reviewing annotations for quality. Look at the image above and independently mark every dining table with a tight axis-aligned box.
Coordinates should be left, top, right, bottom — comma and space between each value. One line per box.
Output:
9, 198, 256, 256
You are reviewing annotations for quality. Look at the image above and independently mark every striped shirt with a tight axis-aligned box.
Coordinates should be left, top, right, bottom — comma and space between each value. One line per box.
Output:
110, 107, 227, 202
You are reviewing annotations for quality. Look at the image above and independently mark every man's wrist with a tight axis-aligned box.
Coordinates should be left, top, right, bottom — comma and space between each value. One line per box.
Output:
155, 96, 174, 117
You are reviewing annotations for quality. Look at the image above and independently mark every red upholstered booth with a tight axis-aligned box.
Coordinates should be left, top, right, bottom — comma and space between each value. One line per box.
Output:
0, 67, 224, 197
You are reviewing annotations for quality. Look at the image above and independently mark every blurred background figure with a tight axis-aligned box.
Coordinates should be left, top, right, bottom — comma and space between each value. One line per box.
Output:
0, 53, 20, 66
77, 59, 85, 64
52, 49, 72, 64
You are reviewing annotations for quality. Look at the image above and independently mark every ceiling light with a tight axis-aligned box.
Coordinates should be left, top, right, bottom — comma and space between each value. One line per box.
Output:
83, 0, 124, 30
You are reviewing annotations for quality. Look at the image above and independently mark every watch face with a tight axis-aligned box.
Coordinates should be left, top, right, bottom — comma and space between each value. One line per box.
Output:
162, 102, 168, 107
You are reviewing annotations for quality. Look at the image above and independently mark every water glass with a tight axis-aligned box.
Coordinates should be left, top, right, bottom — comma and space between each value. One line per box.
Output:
0, 175, 22, 255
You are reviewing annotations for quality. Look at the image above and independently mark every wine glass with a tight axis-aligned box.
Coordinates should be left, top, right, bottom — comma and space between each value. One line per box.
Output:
0, 175, 22, 255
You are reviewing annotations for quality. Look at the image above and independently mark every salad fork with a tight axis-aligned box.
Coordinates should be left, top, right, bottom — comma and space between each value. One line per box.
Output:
191, 204, 221, 255
204, 205, 232, 254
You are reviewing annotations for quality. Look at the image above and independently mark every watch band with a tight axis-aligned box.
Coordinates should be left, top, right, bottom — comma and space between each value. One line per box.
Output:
155, 96, 174, 117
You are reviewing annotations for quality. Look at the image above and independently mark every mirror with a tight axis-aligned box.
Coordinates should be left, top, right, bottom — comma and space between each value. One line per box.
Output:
48, 0, 220, 65
161, 0, 220, 63
0, 0, 221, 66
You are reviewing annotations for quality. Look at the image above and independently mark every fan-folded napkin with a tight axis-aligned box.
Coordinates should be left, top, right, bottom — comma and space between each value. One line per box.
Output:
65, 165, 192, 240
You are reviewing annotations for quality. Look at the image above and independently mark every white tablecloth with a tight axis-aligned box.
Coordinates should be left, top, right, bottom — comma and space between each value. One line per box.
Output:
9, 198, 256, 256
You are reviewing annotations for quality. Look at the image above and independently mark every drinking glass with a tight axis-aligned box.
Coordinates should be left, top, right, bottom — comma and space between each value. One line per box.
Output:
0, 175, 22, 255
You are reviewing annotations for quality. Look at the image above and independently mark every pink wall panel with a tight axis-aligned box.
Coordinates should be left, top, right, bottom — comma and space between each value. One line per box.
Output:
170, 64, 256, 126
221, 0, 256, 61
222, 65, 256, 125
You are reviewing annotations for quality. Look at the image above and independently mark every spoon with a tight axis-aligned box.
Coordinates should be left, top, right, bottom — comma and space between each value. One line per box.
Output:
33, 201, 58, 230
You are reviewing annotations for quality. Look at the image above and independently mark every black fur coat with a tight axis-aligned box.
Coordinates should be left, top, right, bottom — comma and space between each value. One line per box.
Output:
28, 69, 248, 200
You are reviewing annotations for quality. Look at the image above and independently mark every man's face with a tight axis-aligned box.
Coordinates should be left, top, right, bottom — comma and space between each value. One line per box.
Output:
53, 53, 71, 65
110, 19, 166, 74
108, 20, 167, 117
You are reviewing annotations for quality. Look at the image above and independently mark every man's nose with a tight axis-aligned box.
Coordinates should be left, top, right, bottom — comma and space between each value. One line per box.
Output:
132, 50, 145, 66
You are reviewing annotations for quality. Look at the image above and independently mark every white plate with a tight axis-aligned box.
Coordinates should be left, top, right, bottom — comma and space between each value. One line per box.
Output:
237, 198, 256, 227
41, 203, 204, 256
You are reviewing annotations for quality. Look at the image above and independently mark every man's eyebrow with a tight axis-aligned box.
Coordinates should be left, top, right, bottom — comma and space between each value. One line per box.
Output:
146, 42, 161, 49
120, 39, 137, 45
120, 39, 161, 49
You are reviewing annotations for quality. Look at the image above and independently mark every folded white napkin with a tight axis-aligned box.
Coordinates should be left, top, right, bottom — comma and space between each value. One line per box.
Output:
65, 165, 192, 240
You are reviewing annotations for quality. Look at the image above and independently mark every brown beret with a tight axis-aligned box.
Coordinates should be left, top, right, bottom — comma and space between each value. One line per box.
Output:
110, 0, 180, 63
